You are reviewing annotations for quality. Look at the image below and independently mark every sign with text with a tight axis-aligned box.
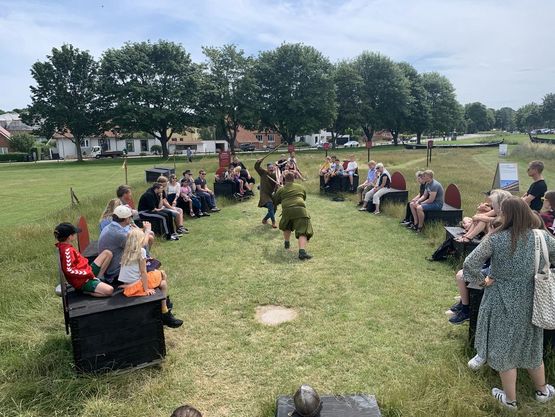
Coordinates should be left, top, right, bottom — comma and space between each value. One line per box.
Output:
492, 162, 519, 192
323, 142, 330, 150
365, 140, 373, 149
287, 144, 295, 154
218, 150, 231, 168
499, 143, 508, 157
427, 140, 434, 149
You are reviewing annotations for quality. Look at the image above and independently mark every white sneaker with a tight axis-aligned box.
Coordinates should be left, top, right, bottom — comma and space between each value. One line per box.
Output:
492, 388, 517, 411
468, 354, 487, 370
535, 384, 555, 403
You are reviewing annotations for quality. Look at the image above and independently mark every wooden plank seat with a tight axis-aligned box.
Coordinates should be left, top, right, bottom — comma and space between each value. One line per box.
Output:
444, 226, 481, 258
56, 251, 166, 373
424, 183, 463, 226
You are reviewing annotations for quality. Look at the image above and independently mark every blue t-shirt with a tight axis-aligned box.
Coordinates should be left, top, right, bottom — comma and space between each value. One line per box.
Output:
367, 168, 377, 183
98, 221, 130, 278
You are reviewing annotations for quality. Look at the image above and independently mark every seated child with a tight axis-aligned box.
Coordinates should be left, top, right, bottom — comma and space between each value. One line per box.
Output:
171, 405, 202, 417
343, 154, 358, 191
319, 156, 332, 176
118, 228, 183, 328
455, 197, 495, 242
54, 223, 114, 297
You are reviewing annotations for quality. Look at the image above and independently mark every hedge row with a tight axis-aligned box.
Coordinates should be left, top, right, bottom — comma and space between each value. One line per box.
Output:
0, 153, 28, 162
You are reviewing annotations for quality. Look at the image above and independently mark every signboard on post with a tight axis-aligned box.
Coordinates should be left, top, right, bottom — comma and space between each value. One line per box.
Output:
499, 143, 508, 157
218, 150, 231, 168
492, 162, 519, 192
323, 142, 330, 150
427, 140, 434, 149
287, 144, 295, 154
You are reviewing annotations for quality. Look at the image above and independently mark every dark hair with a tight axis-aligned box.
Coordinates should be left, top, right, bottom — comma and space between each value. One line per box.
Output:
116, 185, 131, 198
496, 197, 538, 252
152, 183, 163, 190
170, 405, 202, 417
528, 160, 544, 173
283, 171, 295, 182
112, 213, 127, 223
545, 190, 555, 207
532, 211, 548, 231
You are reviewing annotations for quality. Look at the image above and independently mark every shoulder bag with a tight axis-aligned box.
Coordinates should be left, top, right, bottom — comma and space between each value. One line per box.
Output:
532, 230, 555, 329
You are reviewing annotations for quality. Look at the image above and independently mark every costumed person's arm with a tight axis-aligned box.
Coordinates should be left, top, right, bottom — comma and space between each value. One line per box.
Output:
254, 159, 266, 176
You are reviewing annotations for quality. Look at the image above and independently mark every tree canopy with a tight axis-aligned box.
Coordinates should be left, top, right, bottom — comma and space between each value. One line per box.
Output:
200, 44, 258, 152
25, 44, 101, 161
99, 40, 203, 158
353, 52, 410, 142
254, 43, 336, 144
421, 72, 461, 137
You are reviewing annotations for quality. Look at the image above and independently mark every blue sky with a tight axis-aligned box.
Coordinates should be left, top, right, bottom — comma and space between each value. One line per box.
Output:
1, 0, 554, 110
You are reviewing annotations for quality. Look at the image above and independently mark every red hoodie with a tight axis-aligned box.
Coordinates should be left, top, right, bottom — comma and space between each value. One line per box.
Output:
56, 242, 95, 290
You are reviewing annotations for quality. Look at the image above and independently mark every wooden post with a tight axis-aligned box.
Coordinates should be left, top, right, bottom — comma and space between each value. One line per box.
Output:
124, 157, 128, 184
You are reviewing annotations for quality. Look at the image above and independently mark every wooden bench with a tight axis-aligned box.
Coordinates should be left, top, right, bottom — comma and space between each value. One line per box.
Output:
424, 183, 463, 226
77, 216, 99, 261
214, 167, 235, 197
444, 226, 481, 258
57, 255, 166, 373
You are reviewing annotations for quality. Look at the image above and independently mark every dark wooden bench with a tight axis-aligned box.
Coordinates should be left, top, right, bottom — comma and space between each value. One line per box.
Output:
444, 226, 481, 258
57, 255, 166, 373
77, 216, 99, 261
214, 167, 235, 197
424, 183, 463, 226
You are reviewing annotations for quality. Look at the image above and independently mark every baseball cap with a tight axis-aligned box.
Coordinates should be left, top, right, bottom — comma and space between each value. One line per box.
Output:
113, 205, 133, 219
54, 222, 81, 240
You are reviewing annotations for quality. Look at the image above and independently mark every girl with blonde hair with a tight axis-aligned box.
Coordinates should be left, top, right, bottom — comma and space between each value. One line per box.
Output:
119, 228, 183, 328
99, 198, 121, 231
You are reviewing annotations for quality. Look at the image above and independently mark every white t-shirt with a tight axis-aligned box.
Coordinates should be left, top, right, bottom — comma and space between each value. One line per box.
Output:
167, 183, 180, 196
118, 248, 147, 284
346, 161, 358, 172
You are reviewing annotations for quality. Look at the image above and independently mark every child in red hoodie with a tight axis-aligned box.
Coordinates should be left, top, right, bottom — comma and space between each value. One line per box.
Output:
54, 223, 114, 297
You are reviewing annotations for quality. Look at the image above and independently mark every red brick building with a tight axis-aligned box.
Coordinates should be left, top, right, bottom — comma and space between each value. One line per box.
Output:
234, 126, 283, 149
0, 126, 11, 154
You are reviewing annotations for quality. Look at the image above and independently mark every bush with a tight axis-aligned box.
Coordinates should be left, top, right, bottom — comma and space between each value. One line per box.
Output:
0, 153, 28, 162
295, 141, 310, 148
9, 133, 36, 153
150, 144, 162, 155
510, 143, 555, 160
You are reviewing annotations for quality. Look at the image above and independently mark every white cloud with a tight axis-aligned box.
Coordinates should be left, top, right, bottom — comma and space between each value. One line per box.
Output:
1, 0, 554, 109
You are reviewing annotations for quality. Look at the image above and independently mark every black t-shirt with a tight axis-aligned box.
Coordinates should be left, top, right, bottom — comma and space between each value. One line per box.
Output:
418, 183, 426, 197
378, 173, 391, 188
527, 179, 547, 211
195, 177, 207, 190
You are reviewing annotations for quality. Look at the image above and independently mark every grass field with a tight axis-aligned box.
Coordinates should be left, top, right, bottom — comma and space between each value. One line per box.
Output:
1, 137, 555, 417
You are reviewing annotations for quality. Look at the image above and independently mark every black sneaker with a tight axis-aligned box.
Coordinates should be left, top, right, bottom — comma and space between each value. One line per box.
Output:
405, 222, 414, 228
167, 233, 180, 241
166, 296, 173, 311
400, 219, 410, 225
284, 241, 290, 249
177, 226, 189, 234
449, 301, 463, 313
449, 309, 470, 325
162, 311, 183, 328
299, 251, 313, 260
202, 212, 210, 217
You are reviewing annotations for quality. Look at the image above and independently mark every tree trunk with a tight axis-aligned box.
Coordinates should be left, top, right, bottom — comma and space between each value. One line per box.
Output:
416, 131, 422, 144
362, 126, 374, 144
74, 136, 84, 162
390, 128, 399, 146
159, 130, 169, 158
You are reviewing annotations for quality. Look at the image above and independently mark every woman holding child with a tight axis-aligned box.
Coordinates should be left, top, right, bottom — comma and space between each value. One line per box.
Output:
462, 197, 555, 410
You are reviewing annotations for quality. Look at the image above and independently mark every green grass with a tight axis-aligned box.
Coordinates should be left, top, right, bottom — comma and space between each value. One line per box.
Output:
1, 146, 554, 417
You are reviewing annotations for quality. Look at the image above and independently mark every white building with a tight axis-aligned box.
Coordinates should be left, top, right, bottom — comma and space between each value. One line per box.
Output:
49, 134, 160, 159
294, 130, 350, 146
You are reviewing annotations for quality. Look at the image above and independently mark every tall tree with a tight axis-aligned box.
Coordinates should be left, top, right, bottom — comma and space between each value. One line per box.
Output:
541, 93, 555, 128
515, 102, 542, 132
395, 62, 429, 145
328, 60, 363, 147
421, 72, 461, 139
254, 43, 336, 144
99, 40, 203, 158
495, 107, 516, 131
24, 44, 101, 161
200, 44, 258, 152
8, 133, 36, 153
352, 52, 410, 143
464, 102, 490, 133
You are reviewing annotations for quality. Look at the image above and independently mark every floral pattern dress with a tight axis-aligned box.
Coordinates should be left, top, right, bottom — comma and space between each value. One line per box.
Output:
463, 229, 555, 371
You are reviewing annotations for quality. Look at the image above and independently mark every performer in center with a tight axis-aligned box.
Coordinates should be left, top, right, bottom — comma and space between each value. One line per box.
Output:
272, 171, 313, 260
255, 158, 279, 228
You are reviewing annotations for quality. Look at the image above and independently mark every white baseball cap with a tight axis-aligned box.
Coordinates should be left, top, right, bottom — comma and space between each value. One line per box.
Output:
113, 205, 133, 219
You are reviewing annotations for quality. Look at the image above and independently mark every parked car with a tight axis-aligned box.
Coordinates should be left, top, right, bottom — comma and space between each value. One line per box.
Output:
239, 143, 256, 151
343, 140, 360, 148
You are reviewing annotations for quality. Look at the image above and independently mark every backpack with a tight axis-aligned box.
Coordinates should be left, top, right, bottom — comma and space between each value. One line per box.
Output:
430, 237, 456, 261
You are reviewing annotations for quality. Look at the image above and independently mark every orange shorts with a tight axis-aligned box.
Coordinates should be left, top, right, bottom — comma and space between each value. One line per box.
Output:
123, 270, 163, 297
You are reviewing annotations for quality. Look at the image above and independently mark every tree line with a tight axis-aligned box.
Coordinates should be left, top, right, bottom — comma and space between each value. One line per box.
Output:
15, 40, 555, 160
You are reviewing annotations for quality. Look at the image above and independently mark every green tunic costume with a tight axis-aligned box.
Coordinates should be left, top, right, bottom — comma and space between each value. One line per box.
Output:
463, 229, 555, 372
254, 160, 277, 207
272, 182, 313, 240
